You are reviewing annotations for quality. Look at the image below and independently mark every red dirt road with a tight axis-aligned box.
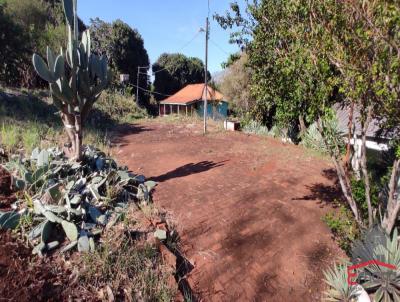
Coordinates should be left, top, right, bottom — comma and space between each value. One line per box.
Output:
115, 120, 344, 301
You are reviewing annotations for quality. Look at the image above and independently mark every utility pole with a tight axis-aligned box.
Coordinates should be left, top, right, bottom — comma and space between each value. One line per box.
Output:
203, 17, 209, 134
136, 67, 140, 106
136, 66, 150, 106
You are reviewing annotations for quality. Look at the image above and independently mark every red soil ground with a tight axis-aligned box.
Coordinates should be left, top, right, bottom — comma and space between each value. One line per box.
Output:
115, 120, 345, 301
0, 231, 69, 301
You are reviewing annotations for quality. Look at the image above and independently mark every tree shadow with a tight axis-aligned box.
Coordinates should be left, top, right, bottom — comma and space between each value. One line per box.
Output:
292, 168, 344, 205
111, 123, 153, 146
0, 90, 60, 125
0, 90, 153, 144
150, 160, 227, 183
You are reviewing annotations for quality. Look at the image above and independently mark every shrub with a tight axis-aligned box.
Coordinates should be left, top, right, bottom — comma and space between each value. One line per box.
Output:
350, 178, 379, 222
323, 205, 360, 253
242, 120, 270, 136
301, 122, 326, 153
90, 90, 149, 129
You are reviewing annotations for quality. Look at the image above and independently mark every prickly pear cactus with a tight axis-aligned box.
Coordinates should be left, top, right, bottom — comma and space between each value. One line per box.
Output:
32, 0, 108, 160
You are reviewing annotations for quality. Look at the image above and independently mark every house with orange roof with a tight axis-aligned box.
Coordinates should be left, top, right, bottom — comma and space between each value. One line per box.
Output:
159, 83, 228, 119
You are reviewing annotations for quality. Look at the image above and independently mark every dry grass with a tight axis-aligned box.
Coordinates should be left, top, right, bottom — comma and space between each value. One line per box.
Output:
79, 215, 175, 301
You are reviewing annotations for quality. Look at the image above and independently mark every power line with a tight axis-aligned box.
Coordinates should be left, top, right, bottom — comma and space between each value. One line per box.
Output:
209, 38, 230, 55
152, 31, 203, 75
131, 83, 172, 97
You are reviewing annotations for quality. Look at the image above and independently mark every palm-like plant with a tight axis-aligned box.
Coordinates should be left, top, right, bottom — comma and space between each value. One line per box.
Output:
352, 227, 400, 301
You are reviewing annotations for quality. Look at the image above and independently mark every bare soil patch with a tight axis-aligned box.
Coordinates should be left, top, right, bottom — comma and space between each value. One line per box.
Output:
0, 231, 69, 301
115, 119, 345, 301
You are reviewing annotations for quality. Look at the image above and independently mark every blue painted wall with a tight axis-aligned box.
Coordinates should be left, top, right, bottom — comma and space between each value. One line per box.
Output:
197, 101, 228, 119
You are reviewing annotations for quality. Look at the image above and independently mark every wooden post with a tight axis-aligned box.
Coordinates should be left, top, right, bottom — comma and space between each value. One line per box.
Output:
170, 105, 172, 115
203, 17, 209, 134
186, 105, 188, 116
164, 104, 166, 116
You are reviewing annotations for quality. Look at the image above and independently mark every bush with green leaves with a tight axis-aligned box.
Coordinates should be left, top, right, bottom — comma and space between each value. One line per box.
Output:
350, 178, 380, 222
301, 122, 326, 153
242, 120, 270, 136
323, 206, 360, 253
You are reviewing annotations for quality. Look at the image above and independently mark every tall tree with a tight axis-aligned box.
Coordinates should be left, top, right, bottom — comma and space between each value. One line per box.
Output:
152, 53, 211, 101
220, 53, 255, 117
89, 19, 150, 105
0, 0, 75, 87
0, 3, 27, 86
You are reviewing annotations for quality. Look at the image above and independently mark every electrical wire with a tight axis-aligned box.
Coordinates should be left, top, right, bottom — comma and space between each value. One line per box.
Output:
131, 84, 171, 97
152, 31, 203, 74
209, 38, 229, 55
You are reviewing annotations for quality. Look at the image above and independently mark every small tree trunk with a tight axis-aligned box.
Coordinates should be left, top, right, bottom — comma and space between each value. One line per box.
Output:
74, 113, 82, 161
382, 159, 400, 234
61, 112, 83, 161
317, 118, 362, 225
332, 155, 361, 224
360, 106, 373, 227
61, 112, 77, 155
344, 102, 354, 170
299, 115, 307, 136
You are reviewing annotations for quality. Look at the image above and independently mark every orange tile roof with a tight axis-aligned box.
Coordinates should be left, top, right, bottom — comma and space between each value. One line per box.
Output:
159, 83, 225, 105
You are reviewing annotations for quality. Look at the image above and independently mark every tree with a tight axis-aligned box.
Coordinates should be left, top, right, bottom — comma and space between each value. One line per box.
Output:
89, 18, 150, 106
219, 53, 255, 117
0, 3, 28, 86
221, 52, 241, 69
217, 0, 400, 233
215, 1, 334, 132
1, 0, 73, 87
152, 53, 211, 101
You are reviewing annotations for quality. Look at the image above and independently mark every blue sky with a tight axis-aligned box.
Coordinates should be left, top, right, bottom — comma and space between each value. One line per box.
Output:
78, 0, 245, 74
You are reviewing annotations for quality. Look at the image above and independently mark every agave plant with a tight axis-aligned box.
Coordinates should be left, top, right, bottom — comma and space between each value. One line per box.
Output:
323, 261, 359, 301
352, 226, 400, 301
32, 0, 108, 161
301, 122, 327, 153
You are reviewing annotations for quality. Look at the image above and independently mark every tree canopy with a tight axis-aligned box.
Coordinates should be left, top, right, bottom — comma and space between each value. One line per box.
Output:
89, 18, 150, 105
152, 53, 211, 101
220, 53, 255, 118
216, 0, 400, 232
0, 0, 86, 87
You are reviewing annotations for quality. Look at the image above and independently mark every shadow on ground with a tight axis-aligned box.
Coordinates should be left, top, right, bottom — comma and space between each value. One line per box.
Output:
292, 169, 343, 204
111, 124, 153, 146
150, 160, 227, 183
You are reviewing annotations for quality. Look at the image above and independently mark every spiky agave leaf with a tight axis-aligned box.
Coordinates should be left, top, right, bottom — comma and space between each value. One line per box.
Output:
351, 226, 386, 264
370, 228, 400, 301
323, 262, 358, 302
352, 226, 400, 301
